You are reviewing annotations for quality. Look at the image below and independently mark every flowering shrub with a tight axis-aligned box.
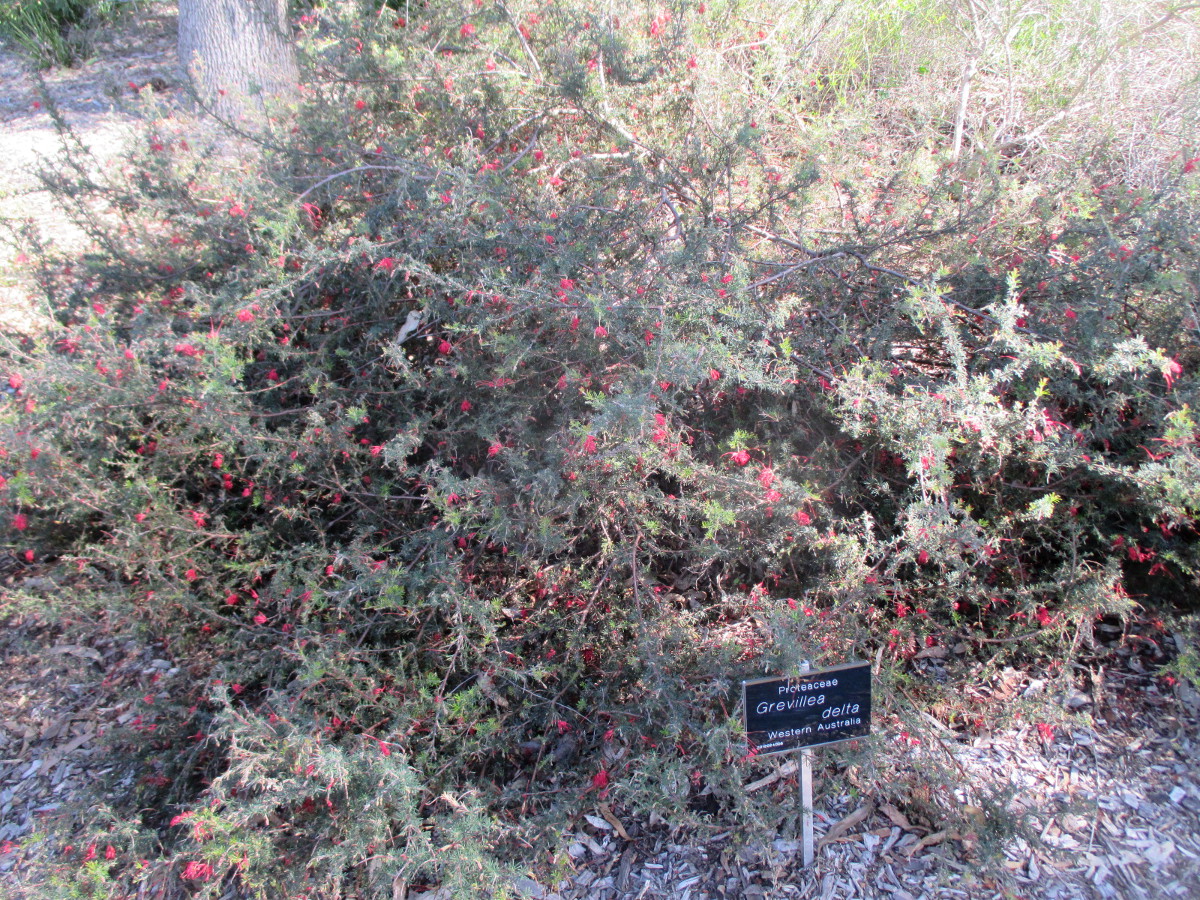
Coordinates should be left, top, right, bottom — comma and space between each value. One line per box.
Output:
2, 1, 1199, 896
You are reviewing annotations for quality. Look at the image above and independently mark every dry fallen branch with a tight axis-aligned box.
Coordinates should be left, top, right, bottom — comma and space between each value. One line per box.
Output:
818, 801, 876, 848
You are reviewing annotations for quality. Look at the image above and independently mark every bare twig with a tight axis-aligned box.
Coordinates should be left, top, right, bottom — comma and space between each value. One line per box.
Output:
294, 164, 432, 202
499, 2, 542, 82
747, 252, 846, 289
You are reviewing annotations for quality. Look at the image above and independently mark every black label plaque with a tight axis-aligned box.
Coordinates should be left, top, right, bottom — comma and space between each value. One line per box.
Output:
742, 661, 872, 756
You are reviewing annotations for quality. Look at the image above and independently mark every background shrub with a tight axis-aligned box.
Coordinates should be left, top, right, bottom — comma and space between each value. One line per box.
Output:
0, 0, 118, 67
2, 1, 1199, 896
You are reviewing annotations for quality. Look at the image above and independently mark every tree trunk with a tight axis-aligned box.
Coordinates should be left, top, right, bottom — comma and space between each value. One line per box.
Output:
177, 0, 299, 122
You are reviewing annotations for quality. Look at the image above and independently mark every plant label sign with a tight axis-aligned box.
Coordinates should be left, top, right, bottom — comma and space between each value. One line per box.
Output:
742, 661, 872, 756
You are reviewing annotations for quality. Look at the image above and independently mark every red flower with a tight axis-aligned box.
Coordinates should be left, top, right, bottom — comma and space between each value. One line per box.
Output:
460, 23, 476, 37
793, 510, 811, 526
236, 309, 254, 323
355, 99, 366, 110
591, 769, 609, 790
14, 513, 28, 531
594, 325, 608, 338
582, 435, 598, 454
727, 449, 750, 466
104, 845, 116, 860
1165, 358, 1183, 388
917, 550, 929, 565
185, 568, 198, 582
460, 400, 472, 412
253, 613, 268, 625
8, 373, 23, 390
182, 861, 214, 881
438, 340, 453, 354
488, 443, 502, 457
379, 740, 391, 756
757, 468, 774, 488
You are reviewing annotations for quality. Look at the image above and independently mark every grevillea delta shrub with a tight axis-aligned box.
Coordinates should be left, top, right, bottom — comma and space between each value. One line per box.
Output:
3, 1, 1199, 896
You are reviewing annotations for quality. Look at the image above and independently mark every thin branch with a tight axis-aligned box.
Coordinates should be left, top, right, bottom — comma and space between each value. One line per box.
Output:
294, 164, 429, 202
747, 252, 846, 289
743, 222, 812, 256
499, 2, 543, 82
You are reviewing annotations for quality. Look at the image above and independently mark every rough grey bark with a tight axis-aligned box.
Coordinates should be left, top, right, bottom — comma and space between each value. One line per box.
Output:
177, 0, 299, 121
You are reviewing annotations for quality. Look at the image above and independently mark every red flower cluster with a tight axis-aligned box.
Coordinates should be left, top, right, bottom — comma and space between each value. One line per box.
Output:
726, 449, 750, 466
182, 860, 214, 881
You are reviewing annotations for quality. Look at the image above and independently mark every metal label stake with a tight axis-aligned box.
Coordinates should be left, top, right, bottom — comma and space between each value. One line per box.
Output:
799, 661, 814, 867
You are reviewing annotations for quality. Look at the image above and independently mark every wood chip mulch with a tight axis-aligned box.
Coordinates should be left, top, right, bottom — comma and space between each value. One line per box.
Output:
0, 597, 185, 895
